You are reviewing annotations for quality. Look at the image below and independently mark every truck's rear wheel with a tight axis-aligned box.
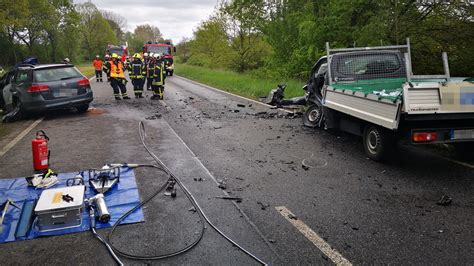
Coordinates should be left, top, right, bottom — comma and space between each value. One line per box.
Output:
363, 125, 394, 161
303, 103, 323, 128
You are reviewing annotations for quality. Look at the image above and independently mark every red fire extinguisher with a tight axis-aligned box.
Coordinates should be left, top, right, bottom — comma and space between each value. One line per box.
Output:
32, 130, 50, 172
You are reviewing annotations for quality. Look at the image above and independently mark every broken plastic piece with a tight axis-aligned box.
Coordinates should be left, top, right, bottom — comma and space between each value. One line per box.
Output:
437, 195, 452, 206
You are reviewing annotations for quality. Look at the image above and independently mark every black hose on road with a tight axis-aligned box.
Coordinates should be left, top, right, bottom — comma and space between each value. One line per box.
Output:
92, 121, 267, 265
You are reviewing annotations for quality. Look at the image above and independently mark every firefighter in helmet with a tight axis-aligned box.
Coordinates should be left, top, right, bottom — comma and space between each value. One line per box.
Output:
151, 53, 166, 100
129, 53, 146, 98
109, 53, 130, 100
102, 54, 112, 82
146, 53, 155, 91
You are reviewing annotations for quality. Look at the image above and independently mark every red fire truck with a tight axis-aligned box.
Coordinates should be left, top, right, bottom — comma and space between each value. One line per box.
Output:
143, 41, 176, 76
105, 45, 128, 63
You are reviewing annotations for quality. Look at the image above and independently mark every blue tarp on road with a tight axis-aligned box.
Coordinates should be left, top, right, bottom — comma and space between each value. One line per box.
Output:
0, 168, 144, 243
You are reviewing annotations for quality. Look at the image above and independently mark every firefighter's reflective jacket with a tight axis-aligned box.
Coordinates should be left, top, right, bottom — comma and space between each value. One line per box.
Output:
152, 61, 166, 86
129, 59, 146, 79
110, 61, 125, 79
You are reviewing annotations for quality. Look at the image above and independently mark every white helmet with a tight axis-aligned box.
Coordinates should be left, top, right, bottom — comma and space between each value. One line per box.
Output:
143, 53, 148, 57
149, 53, 154, 57
153, 53, 159, 58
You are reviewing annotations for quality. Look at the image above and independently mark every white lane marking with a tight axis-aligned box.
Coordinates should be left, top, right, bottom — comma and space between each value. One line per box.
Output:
275, 206, 352, 266
88, 75, 95, 81
153, 116, 281, 258
435, 155, 474, 169
0, 118, 43, 158
174, 75, 293, 113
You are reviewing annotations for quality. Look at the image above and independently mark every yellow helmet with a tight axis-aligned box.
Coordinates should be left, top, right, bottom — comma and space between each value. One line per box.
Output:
111, 53, 118, 59
133, 53, 141, 59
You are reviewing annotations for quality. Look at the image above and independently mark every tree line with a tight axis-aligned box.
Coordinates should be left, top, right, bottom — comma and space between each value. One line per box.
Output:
176, 0, 474, 79
0, 0, 167, 67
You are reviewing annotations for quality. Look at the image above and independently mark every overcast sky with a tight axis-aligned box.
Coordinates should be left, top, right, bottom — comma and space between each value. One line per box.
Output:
75, 0, 219, 43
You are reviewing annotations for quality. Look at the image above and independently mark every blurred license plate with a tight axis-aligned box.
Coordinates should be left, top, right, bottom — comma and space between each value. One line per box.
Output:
54, 88, 77, 97
451, 129, 474, 140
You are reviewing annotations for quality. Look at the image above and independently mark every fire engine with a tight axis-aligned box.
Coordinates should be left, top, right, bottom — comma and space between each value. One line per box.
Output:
143, 41, 176, 76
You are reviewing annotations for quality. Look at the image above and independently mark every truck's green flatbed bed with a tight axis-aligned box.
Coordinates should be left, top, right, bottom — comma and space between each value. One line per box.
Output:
331, 78, 406, 102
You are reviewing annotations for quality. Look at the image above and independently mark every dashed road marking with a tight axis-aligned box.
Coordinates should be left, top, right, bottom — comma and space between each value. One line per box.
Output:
275, 206, 352, 266
0, 118, 43, 158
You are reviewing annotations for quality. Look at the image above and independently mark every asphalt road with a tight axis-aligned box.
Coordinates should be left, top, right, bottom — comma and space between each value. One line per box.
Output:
0, 75, 473, 264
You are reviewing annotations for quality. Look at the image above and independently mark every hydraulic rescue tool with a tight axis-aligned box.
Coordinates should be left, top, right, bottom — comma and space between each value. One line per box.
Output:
87, 165, 120, 223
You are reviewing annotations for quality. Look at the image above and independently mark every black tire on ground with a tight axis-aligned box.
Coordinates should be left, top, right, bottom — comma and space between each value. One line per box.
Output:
76, 103, 89, 113
363, 124, 395, 162
453, 142, 474, 159
2, 98, 24, 123
303, 103, 323, 128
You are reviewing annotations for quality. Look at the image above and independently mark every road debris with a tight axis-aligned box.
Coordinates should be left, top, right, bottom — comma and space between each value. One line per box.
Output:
215, 196, 242, 203
285, 112, 303, 119
437, 195, 452, 206
188, 207, 197, 212
288, 213, 298, 220
237, 104, 246, 108
217, 179, 227, 190
145, 113, 162, 120
257, 201, 270, 210
302, 163, 310, 171
193, 177, 204, 182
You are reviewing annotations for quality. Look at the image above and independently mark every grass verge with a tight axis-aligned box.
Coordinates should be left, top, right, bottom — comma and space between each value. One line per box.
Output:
175, 64, 305, 100
76, 64, 95, 78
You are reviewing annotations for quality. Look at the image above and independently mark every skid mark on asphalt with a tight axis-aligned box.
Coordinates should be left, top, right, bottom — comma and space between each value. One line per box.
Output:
275, 206, 352, 266
0, 118, 43, 158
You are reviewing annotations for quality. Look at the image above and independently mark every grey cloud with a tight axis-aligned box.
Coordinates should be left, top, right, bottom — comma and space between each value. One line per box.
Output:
75, 0, 218, 42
